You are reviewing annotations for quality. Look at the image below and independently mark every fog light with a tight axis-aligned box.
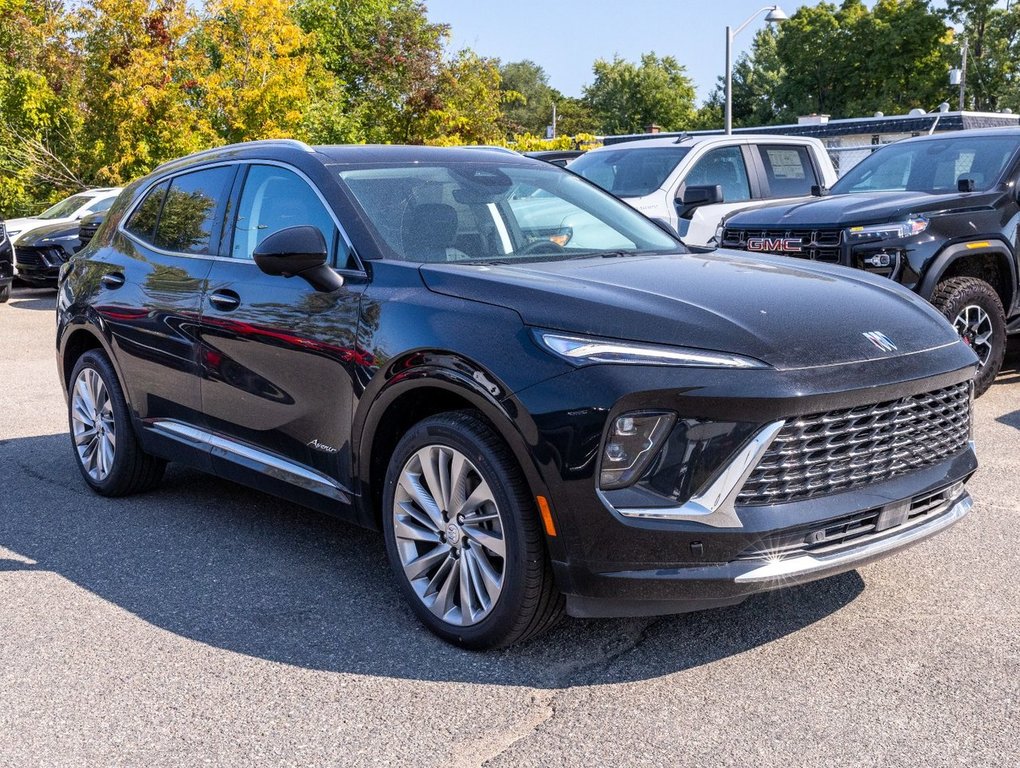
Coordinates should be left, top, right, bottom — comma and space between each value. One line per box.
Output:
600, 411, 676, 490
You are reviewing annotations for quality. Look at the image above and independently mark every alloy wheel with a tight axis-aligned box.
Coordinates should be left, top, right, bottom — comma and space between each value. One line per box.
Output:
953, 304, 994, 367
392, 445, 506, 626
71, 367, 116, 482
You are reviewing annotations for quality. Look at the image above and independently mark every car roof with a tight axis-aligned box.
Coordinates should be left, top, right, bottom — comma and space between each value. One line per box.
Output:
588, 134, 824, 152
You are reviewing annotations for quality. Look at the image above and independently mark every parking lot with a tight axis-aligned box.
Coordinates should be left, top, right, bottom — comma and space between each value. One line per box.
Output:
1, 285, 1018, 767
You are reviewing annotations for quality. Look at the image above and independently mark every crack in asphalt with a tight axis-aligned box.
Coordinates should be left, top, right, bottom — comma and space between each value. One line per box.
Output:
450, 618, 665, 767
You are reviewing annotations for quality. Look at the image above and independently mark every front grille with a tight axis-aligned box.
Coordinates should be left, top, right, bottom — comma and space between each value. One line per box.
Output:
721, 227, 844, 264
737, 383, 971, 505
0, 222, 6, 239
14, 246, 63, 268
735, 482, 962, 560
78, 223, 100, 248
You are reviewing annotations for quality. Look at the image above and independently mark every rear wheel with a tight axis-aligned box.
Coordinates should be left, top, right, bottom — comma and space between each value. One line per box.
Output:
68, 350, 166, 495
381, 411, 563, 649
0, 283, 9, 303
931, 276, 1005, 397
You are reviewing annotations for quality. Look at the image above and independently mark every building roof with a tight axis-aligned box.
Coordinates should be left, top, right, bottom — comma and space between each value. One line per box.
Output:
603, 111, 1020, 145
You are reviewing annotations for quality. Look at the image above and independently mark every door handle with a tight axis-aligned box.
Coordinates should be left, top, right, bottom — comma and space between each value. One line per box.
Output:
100, 272, 125, 289
208, 290, 241, 311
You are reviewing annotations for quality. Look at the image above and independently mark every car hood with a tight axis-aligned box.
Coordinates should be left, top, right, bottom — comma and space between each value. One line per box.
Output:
419, 251, 963, 371
724, 190, 1003, 228
5, 216, 74, 240
16, 220, 80, 245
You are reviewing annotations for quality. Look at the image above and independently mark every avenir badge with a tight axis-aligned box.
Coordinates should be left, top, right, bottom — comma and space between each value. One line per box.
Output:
863, 331, 897, 353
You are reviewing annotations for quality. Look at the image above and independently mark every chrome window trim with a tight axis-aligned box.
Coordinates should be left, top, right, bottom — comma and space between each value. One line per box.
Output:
117, 159, 366, 274
602, 420, 786, 529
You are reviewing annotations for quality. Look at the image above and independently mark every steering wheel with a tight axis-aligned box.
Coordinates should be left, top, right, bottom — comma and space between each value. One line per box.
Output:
518, 239, 567, 256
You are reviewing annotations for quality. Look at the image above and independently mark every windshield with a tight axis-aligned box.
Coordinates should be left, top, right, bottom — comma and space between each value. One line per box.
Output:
335, 161, 680, 264
38, 194, 93, 220
832, 136, 1019, 194
569, 147, 692, 197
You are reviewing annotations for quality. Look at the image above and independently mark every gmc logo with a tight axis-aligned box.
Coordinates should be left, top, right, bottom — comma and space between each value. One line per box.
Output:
745, 237, 802, 253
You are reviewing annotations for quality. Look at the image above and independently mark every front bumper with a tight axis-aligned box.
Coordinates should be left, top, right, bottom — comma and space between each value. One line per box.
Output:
557, 447, 975, 617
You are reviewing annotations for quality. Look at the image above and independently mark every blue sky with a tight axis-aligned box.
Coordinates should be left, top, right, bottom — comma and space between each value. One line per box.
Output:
425, 0, 916, 104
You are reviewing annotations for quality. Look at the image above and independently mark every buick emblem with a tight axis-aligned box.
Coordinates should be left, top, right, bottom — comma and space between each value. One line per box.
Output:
863, 331, 897, 353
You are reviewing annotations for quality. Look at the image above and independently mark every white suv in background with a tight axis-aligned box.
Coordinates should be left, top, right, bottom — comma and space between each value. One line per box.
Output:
568, 134, 838, 246
5, 188, 122, 248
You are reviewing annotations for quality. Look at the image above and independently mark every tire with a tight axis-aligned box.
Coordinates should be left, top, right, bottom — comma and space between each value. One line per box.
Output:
931, 276, 1006, 397
381, 411, 564, 649
67, 350, 166, 496
0, 283, 9, 303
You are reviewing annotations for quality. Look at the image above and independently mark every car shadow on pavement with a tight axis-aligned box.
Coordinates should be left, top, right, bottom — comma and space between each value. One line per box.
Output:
0, 433, 864, 688
5, 287, 57, 311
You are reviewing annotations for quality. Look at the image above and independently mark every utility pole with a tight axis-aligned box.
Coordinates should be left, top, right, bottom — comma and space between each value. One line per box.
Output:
959, 36, 968, 112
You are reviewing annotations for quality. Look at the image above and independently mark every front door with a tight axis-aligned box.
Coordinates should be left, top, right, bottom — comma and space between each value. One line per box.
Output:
196, 164, 366, 507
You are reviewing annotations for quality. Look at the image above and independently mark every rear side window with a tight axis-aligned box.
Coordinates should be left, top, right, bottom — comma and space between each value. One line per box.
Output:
757, 145, 819, 197
125, 182, 168, 243
685, 147, 751, 203
154, 167, 234, 255
232, 165, 354, 269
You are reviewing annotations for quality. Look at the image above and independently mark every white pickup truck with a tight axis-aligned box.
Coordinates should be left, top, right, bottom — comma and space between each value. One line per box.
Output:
568, 134, 838, 246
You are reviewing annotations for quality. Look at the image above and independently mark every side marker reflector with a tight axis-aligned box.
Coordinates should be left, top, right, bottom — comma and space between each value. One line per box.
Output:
965, 241, 991, 249
536, 496, 557, 537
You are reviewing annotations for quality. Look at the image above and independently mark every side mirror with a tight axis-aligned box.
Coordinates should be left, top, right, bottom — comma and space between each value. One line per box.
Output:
253, 226, 343, 292
810, 184, 829, 197
958, 177, 976, 193
680, 184, 725, 207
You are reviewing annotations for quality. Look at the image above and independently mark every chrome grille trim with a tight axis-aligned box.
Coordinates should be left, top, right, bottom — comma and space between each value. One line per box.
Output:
737, 382, 971, 505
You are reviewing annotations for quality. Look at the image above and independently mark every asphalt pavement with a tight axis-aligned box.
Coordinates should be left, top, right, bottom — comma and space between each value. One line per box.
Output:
1, 286, 1017, 767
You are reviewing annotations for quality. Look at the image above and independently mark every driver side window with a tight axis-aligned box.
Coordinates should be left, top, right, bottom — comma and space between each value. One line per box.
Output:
232, 165, 355, 269
685, 147, 751, 203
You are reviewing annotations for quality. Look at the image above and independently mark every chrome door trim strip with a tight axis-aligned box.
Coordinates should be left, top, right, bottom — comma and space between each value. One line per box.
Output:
148, 419, 351, 504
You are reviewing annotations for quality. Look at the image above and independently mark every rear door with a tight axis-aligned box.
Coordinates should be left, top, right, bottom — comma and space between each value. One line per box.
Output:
196, 163, 366, 505
103, 166, 235, 460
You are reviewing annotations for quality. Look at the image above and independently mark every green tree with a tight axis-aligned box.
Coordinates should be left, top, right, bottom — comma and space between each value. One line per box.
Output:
946, 0, 1020, 111
189, 0, 314, 143
774, 0, 952, 119
426, 50, 505, 145
702, 27, 785, 129
584, 53, 697, 135
498, 59, 555, 136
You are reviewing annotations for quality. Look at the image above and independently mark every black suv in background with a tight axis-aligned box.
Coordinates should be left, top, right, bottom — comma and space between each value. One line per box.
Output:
11, 210, 106, 287
722, 128, 1020, 395
0, 219, 11, 302
57, 140, 978, 648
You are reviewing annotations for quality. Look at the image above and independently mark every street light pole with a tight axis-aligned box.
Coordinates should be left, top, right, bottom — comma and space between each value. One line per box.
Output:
725, 5, 787, 135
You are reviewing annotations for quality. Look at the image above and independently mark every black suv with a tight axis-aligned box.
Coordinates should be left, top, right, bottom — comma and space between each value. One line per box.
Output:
721, 128, 1020, 395
57, 140, 978, 648
0, 219, 11, 302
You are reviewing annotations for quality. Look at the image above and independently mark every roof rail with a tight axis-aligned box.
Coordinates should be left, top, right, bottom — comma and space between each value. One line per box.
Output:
152, 139, 315, 173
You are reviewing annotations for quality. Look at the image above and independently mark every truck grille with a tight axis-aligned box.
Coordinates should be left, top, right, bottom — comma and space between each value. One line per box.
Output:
78, 222, 100, 248
721, 227, 843, 264
737, 382, 971, 505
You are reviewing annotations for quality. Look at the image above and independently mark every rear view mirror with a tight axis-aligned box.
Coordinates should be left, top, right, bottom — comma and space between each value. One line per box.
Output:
253, 226, 343, 292
958, 178, 976, 193
811, 184, 829, 197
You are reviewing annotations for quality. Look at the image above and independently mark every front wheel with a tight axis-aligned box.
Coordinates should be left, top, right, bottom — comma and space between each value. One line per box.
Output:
931, 276, 1006, 397
381, 411, 563, 649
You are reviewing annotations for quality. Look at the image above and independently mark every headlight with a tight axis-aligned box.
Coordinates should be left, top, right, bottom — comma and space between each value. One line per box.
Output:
846, 216, 927, 242
600, 411, 676, 489
535, 331, 768, 369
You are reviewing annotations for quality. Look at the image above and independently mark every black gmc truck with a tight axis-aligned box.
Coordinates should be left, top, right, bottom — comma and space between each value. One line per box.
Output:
721, 128, 1020, 395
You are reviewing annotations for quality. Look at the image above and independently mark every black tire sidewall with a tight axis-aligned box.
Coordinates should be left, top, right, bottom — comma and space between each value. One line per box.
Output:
381, 414, 535, 649
933, 278, 1005, 396
67, 351, 138, 494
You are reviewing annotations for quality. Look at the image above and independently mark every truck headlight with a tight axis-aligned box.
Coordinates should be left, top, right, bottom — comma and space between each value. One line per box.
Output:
846, 216, 927, 242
